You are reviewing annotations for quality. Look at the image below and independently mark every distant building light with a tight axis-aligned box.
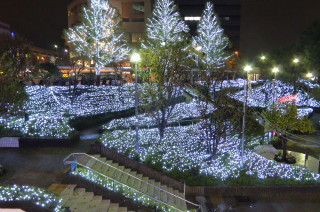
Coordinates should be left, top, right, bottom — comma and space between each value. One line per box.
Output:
11, 32, 15, 37
225, 17, 230, 21
184, 16, 201, 21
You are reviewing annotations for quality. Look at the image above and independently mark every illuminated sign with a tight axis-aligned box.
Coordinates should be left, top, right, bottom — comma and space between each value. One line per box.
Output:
62, 74, 70, 78
278, 94, 298, 103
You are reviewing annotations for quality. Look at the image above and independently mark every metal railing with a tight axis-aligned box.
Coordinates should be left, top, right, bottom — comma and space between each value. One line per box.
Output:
63, 153, 201, 212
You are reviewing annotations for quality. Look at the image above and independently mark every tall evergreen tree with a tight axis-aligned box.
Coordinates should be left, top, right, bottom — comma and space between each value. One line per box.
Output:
192, 2, 235, 159
64, 0, 130, 83
145, 0, 189, 45
192, 2, 231, 73
141, 0, 190, 139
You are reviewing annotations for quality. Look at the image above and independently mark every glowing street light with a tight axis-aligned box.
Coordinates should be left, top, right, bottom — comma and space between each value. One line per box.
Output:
306, 72, 313, 79
260, 55, 266, 61
293, 58, 300, 64
195, 46, 202, 51
244, 65, 252, 72
131, 53, 141, 63
272, 67, 280, 76
130, 52, 141, 153
272, 67, 280, 104
241, 64, 252, 168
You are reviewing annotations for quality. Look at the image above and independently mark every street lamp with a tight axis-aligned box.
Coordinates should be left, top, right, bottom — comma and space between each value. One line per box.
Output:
272, 67, 280, 104
293, 58, 299, 64
306, 72, 313, 79
194, 46, 202, 83
260, 55, 266, 61
130, 53, 141, 153
241, 65, 252, 168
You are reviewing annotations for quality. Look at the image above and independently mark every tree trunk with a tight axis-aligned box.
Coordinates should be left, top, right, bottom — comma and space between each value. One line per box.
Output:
281, 136, 288, 161
96, 75, 101, 86
158, 111, 167, 140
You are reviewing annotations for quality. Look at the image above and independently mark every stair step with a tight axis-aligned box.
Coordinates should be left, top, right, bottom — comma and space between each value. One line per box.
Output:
61, 184, 77, 196
132, 179, 141, 190
73, 202, 89, 212
117, 207, 128, 212
64, 188, 86, 209
79, 192, 94, 203
89, 195, 102, 207
107, 203, 119, 212
120, 171, 129, 183
160, 191, 168, 203
147, 185, 155, 196
92, 154, 101, 159
47, 184, 59, 193
97, 199, 111, 211
92, 162, 104, 171
86, 158, 97, 167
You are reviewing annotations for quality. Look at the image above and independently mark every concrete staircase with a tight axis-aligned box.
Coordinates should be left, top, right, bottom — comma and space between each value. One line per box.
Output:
48, 184, 135, 212
75, 154, 188, 211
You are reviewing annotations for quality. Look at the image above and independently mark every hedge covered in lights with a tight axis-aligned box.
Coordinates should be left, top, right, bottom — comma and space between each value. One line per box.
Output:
0, 185, 63, 212
231, 80, 320, 108
103, 99, 215, 130
100, 120, 320, 184
0, 85, 139, 138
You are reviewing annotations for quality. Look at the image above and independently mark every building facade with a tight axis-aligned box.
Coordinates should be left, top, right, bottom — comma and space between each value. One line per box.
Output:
177, 0, 241, 50
68, 0, 152, 43
0, 21, 10, 34
68, 0, 241, 48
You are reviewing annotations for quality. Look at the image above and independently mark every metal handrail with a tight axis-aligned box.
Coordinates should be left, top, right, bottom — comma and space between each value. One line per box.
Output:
63, 153, 201, 211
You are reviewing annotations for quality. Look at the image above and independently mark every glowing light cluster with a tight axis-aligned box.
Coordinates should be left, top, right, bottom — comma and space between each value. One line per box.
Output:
145, 0, 188, 44
300, 79, 320, 89
0, 185, 63, 212
100, 120, 320, 182
103, 99, 215, 130
6, 114, 73, 138
231, 80, 320, 108
191, 2, 231, 70
0, 84, 185, 138
197, 79, 255, 92
65, 0, 130, 75
0, 85, 138, 138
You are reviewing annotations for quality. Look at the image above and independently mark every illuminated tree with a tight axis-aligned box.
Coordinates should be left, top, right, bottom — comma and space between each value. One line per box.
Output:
0, 34, 29, 118
141, 0, 190, 139
192, 2, 235, 159
192, 2, 231, 73
263, 103, 314, 161
64, 0, 130, 84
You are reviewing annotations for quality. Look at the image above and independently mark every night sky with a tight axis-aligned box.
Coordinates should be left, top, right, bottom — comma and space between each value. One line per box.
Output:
0, 0, 72, 49
1, 0, 320, 59
0, 0, 208, 50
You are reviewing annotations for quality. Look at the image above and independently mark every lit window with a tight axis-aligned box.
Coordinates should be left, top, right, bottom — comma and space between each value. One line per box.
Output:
184, 17, 201, 21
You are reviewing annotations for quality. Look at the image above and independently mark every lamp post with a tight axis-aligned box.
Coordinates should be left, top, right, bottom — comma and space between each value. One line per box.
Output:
272, 67, 279, 104
194, 46, 202, 83
131, 53, 141, 153
241, 65, 252, 167
306, 72, 313, 80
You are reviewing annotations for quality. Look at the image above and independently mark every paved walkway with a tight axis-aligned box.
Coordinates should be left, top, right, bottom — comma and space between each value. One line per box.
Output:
0, 137, 95, 188
260, 150, 319, 173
